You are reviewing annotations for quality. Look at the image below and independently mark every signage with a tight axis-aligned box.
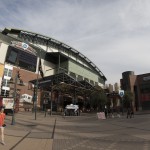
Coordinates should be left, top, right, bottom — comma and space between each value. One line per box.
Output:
97, 112, 106, 119
22, 42, 29, 50
119, 90, 124, 97
3, 98, 14, 109
11, 41, 37, 56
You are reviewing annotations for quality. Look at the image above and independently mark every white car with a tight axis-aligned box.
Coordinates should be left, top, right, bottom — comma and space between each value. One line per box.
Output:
64, 104, 80, 116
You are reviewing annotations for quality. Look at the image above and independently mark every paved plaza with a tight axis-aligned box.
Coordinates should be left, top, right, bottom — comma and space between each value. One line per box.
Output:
0, 111, 150, 150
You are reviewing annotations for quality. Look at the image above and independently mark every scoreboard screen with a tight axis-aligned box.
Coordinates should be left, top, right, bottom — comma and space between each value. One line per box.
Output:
6, 46, 37, 72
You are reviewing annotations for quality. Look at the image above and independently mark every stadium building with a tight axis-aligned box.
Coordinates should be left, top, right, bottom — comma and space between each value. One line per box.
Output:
0, 28, 107, 111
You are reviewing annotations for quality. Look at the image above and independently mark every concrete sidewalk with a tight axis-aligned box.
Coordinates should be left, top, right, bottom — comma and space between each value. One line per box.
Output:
0, 111, 56, 150
135, 110, 150, 115
1, 110, 150, 150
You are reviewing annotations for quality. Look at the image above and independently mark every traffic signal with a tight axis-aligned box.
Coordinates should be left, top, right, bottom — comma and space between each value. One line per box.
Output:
17, 71, 22, 80
17, 71, 24, 85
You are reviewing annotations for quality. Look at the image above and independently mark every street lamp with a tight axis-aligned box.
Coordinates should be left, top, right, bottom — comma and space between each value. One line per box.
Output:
34, 46, 42, 120
9, 71, 24, 125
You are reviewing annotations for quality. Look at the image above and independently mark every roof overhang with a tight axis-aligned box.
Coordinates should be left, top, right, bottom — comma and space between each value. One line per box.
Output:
29, 73, 96, 95
45, 52, 69, 64
1, 28, 107, 81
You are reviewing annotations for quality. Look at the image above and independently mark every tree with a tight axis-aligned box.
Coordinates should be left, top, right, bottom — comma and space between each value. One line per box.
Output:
90, 88, 107, 111
123, 91, 134, 109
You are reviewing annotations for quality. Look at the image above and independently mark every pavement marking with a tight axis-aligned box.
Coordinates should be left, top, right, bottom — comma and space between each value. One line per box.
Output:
9, 131, 31, 150
52, 118, 57, 139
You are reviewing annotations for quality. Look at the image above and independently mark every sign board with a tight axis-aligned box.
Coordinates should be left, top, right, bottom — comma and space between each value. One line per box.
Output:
97, 112, 106, 119
119, 90, 124, 97
11, 41, 37, 56
3, 98, 14, 109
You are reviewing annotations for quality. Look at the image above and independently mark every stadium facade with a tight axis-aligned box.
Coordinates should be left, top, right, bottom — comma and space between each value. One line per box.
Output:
0, 28, 107, 110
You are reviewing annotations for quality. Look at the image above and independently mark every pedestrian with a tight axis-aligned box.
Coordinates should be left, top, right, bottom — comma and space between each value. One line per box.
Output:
0, 107, 6, 145
127, 107, 130, 118
104, 105, 108, 118
130, 105, 134, 118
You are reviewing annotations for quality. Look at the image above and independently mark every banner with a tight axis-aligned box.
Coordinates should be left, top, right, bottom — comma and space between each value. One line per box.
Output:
97, 112, 106, 119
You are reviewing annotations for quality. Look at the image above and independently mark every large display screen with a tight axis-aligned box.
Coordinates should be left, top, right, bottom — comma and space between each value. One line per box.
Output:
6, 46, 37, 72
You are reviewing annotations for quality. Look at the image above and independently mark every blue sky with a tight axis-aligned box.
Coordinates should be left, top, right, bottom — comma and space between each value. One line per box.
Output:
1, 0, 150, 85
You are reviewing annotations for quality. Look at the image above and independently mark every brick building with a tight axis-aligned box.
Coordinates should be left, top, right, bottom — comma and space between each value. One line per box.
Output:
121, 71, 150, 110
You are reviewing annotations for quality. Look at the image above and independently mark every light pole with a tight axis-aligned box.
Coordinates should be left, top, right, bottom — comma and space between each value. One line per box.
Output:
34, 47, 42, 120
50, 87, 53, 116
10, 71, 24, 125
34, 79, 38, 120
11, 73, 17, 125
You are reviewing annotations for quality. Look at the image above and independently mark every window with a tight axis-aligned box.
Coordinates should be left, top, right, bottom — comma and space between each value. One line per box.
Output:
8, 70, 12, 77
2, 79, 10, 87
4, 68, 12, 77
77, 75, 83, 81
1, 90, 9, 97
4, 68, 8, 76
7, 50, 18, 64
6, 46, 37, 72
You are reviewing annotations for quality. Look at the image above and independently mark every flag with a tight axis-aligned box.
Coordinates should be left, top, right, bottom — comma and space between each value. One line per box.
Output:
39, 59, 44, 79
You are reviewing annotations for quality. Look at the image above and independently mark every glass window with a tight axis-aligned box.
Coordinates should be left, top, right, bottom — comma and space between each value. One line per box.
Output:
8, 69, 12, 77
7, 50, 18, 64
3, 68, 12, 77
1, 90, 9, 97
4, 68, 8, 76
2, 79, 10, 87
2, 79, 6, 86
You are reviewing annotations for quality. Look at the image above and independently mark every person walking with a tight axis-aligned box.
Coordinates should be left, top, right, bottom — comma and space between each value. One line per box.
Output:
127, 107, 131, 118
0, 107, 6, 145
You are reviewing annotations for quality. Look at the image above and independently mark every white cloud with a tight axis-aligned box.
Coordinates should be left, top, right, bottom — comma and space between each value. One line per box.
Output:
0, 0, 150, 85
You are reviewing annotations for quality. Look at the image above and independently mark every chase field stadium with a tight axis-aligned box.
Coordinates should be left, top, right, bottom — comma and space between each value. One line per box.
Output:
0, 28, 107, 112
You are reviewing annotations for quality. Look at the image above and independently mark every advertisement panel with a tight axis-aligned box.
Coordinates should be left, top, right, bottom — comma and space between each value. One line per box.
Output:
0, 64, 4, 88
3, 98, 14, 109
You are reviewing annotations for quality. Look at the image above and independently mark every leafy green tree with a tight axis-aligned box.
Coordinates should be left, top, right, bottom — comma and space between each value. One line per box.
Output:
123, 91, 134, 108
90, 88, 107, 111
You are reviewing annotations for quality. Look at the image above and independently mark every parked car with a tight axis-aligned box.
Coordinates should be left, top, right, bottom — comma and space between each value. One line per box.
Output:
64, 104, 80, 116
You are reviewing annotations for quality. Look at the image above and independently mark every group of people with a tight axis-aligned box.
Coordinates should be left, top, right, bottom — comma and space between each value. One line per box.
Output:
104, 105, 134, 119
0, 107, 6, 145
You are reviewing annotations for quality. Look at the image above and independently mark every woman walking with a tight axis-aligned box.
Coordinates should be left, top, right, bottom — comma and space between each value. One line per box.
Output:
0, 107, 6, 145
